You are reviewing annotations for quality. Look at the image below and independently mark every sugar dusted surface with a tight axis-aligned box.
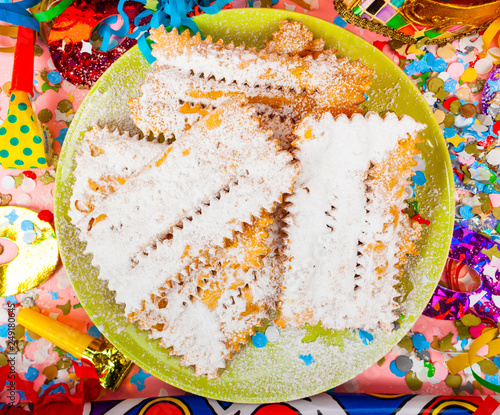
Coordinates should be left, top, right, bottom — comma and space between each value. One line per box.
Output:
54, 9, 454, 404
280, 113, 424, 330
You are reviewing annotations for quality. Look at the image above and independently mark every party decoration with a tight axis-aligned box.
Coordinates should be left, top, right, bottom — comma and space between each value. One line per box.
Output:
424, 224, 500, 323
0, 206, 58, 296
0, 0, 41, 32
447, 327, 500, 393
17, 308, 134, 391
5, 393, 498, 415
334, 0, 500, 45
0, 26, 52, 169
482, 65, 500, 120
108, 0, 233, 65
47, 0, 147, 86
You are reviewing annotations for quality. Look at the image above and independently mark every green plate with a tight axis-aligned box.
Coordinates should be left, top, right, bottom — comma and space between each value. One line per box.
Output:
55, 8, 454, 403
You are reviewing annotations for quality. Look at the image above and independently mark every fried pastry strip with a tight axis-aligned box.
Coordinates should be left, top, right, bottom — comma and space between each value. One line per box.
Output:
276, 112, 424, 331
75, 96, 299, 315
128, 213, 279, 378
149, 26, 372, 103
69, 126, 166, 226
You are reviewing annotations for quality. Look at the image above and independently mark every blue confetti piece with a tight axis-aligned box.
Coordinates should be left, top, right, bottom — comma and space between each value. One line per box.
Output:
5, 209, 19, 225
0, 324, 9, 337
412, 332, 430, 352
333, 15, 347, 28
358, 329, 373, 345
87, 325, 102, 339
24, 366, 39, 381
427, 54, 447, 72
444, 78, 458, 93
48, 291, 59, 300
493, 356, 500, 369
20, 219, 33, 231
252, 332, 267, 348
443, 127, 457, 138
457, 336, 468, 350
459, 205, 473, 220
299, 354, 315, 366
389, 359, 406, 377
485, 374, 500, 386
55, 128, 68, 146
47, 70, 61, 84
16, 390, 26, 401
412, 170, 427, 186
130, 368, 151, 391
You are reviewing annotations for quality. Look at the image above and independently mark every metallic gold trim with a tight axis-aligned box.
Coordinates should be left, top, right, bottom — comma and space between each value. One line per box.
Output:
333, 0, 495, 45
83, 339, 134, 391
401, 0, 500, 33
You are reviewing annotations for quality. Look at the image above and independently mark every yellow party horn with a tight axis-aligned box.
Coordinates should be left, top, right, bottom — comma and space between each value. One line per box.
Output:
0, 26, 52, 169
17, 307, 134, 391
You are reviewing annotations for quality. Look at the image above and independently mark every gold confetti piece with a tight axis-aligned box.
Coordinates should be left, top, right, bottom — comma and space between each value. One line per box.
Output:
492, 207, 500, 220
460, 103, 477, 118
449, 100, 463, 115
428, 77, 444, 93
13, 173, 24, 189
398, 335, 414, 353
478, 358, 498, 375
14, 325, 24, 340
482, 245, 500, 260
444, 113, 455, 128
455, 321, 472, 339
439, 333, 457, 352
39, 171, 55, 184
56, 356, 72, 370
27, 329, 41, 340
0, 207, 59, 296
0, 355, 7, 367
434, 86, 449, 102
437, 43, 455, 59
433, 109, 445, 124
461, 314, 481, 327
56, 300, 71, 315
405, 371, 423, 391
42, 365, 58, 381
446, 374, 462, 389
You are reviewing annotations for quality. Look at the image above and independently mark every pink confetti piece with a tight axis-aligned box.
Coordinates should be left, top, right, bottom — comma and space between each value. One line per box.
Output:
448, 62, 465, 79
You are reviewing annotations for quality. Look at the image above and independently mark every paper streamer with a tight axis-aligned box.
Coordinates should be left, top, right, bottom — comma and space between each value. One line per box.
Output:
447, 327, 500, 393
107, 0, 233, 65
0, 0, 40, 32
32, 0, 73, 22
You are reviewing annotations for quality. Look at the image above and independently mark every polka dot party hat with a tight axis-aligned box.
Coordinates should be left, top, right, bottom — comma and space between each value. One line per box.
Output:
0, 26, 52, 170
0, 91, 52, 169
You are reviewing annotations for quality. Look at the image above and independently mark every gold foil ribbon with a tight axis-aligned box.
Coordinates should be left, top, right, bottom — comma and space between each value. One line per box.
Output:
82, 338, 134, 392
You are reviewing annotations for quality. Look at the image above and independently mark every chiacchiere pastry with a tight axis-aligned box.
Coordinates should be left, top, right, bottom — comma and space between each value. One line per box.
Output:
71, 20, 425, 379
129, 21, 372, 151
275, 112, 423, 332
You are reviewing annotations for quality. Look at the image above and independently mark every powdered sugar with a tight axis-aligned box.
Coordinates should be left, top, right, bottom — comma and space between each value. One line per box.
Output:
279, 112, 425, 330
